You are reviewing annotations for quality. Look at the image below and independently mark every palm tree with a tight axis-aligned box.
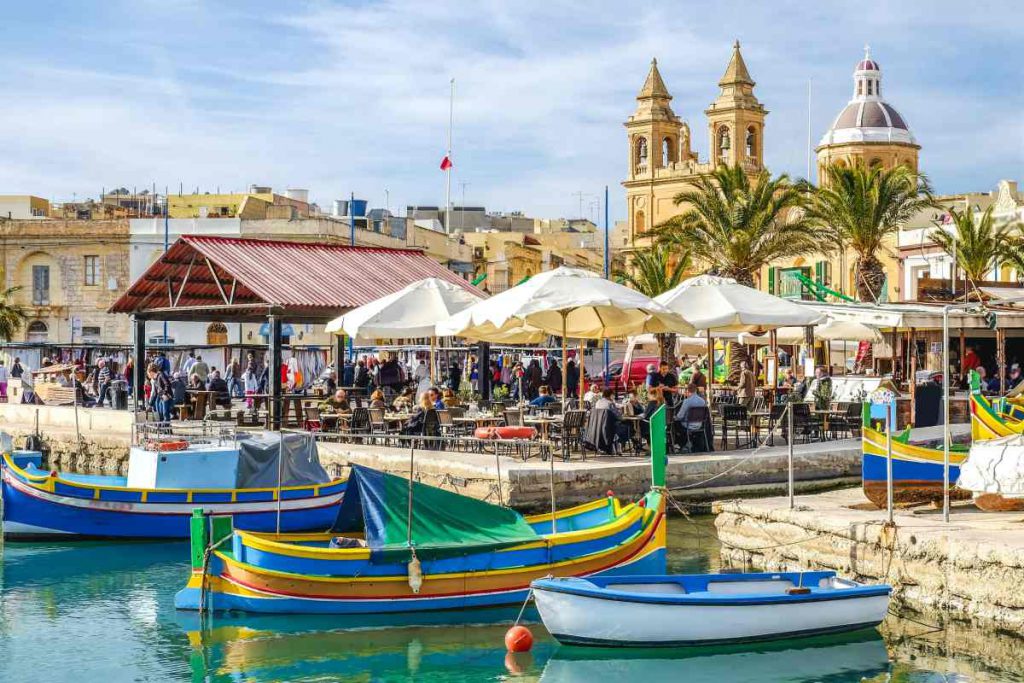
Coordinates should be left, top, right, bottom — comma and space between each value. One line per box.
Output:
616, 244, 691, 363
652, 164, 819, 287
930, 206, 1013, 297
0, 286, 26, 342
808, 162, 932, 302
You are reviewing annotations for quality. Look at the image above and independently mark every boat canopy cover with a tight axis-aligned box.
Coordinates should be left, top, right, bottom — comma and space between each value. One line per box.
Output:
235, 432, 330, 488
333, 465, 539, 563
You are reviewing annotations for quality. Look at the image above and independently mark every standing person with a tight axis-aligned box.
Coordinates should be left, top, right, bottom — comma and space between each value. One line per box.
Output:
124, 356, 134, 396
191, 354, 210, 383
812, 365, 834, 410
565, 359, 579, 399
448, 361, 462, 392
353, 360, 370, 389
545, 359, 562, 396
690, 361, 707, 396
736, 361, 756, 408
241, 361, 260, 408
148, 363, 174, 423
181, 351, 197, 379
95, 359, 112, 407
469, 356, 479, 392
10, 357, 23, 379
227, 357, 242, 398
414, 359, 430, 398
526, 359, 543, 400
156, 351, 171, 376
0, 360, 8, 402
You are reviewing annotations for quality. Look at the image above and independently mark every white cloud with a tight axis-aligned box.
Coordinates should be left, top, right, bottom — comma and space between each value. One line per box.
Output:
0, 0, 1020, 219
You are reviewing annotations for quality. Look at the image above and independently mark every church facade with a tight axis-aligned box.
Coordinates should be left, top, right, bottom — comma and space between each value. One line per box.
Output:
622, 44, 922, 302
621, 42, 766, 253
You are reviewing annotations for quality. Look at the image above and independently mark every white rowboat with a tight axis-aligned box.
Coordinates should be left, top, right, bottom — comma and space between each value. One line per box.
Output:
531, 571, 891, 648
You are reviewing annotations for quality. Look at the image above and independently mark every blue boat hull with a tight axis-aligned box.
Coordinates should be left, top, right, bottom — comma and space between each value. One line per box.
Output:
1, 467, 346, 540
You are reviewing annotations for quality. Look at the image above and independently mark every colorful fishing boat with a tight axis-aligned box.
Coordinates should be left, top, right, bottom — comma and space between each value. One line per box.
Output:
532, 571, 891, 648
1, 426, 346, 540
969, 371, 1024, 440
861, 409, 970, 508
175, 464, 666, 614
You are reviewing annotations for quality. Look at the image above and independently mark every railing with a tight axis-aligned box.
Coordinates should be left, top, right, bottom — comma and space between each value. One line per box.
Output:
133, 421, 237, 449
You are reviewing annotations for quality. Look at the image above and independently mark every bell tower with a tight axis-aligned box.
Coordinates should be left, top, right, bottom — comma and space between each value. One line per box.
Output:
705, 41, 767, 171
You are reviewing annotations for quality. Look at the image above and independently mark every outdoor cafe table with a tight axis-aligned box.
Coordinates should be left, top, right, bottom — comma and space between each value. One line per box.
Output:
455, 414, 504, 428
186, 390, 216, 421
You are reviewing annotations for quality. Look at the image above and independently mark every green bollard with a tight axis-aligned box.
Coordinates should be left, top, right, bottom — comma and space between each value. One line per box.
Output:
189, 508, 208, 571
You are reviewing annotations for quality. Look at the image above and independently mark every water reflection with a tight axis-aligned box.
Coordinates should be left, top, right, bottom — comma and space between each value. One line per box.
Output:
540, 629, 888, 683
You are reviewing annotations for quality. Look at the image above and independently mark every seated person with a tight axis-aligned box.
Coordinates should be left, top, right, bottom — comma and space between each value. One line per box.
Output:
582, 383, 600, 406
530, 385, 556, 409
320, 389, 351, 414
584, 388, 629, 453
441, 387, 461, 408
780, 368, 798, 388
623, 390, 644, 416
206, 370, 231, 408
427, 387, 446, 411
170, 372, 188, 405
675, 383, 709, 451
977, 366, 1000, 394
368, 389, 388, 410
392, 387, 415, 412
188, 373, 204, 390
402, 395, 433, 435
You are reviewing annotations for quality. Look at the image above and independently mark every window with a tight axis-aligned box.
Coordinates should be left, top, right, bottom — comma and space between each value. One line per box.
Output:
84, 255, 100, 286
635, 137, 648, 168
745, 127, 756, 158
717, 127, 731, 160
207, 322, 229, 345
635, 210, 646, 234
662, 137, 675, 166
31, 265, 49, 305
777, 267, 812, 300
81, 326, 101, 342
26, 320, 47, 342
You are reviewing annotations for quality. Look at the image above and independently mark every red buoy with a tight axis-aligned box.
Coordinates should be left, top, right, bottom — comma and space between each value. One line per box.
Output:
606, 490, 614, 497
504, 625, 534, 653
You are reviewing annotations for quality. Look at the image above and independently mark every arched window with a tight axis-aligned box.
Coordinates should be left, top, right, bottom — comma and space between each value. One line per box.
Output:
717, 126, 731, 161
661, 137, 675, 166
26, 320, 47, 342
207, 322, 228, 345
866, 80, 873, 96
635, 210, 646, 234
635, 137, 648, 168
875, 80, 881, 96
745, 127, 756, 158
857, 81, 863, 96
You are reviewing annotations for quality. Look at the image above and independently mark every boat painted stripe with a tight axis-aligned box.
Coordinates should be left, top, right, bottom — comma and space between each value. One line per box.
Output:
548, 621, 885, 648
3, 470, 344, 515
862, 428, 968, 465
212, 512, 665, 600
217, 531, 665, 602
531, 583, 891, 606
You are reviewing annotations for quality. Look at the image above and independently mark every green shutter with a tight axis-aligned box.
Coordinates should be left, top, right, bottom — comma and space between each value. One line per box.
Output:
768, 267, 777, 295
815, 261, 823, 285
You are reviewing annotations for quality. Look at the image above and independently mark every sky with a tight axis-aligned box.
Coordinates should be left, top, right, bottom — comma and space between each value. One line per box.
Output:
1, 1, 1021, 223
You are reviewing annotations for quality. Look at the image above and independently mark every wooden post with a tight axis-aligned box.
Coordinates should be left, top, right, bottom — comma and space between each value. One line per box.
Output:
132, 316, 147, 405
706, 328, 713, 411
998, 327, 1006, 395
959, 327, 966, 385
769, 329, 778, 399
269, 314, 283, 430
908, 327, 917, 426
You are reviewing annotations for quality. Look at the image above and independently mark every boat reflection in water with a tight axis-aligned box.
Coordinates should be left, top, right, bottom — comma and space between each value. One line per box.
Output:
540, 629, 889, 683
177, 609, 555, 682
178, 608, 886, 683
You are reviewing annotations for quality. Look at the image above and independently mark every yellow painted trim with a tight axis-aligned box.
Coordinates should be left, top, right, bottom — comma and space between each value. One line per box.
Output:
219, 510, 663, 585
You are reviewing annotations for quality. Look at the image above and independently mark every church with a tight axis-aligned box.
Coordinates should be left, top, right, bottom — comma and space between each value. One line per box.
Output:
621, 43, 921, 302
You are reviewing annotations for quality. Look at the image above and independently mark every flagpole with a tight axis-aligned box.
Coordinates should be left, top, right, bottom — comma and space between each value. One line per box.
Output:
445, 78, 454, 235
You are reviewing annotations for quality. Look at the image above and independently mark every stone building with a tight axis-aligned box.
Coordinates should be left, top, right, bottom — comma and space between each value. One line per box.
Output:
0, 218, 132, 344
622, 41, 766, 252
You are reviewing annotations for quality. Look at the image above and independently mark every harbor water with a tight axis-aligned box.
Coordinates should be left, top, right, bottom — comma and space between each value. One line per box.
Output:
1, 515, 1022, 682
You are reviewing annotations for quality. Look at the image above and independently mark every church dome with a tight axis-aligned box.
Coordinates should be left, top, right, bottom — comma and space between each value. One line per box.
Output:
819, 48, 916, 148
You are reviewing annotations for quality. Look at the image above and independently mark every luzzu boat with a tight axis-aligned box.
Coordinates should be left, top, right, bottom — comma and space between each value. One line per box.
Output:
175, 464, 667, 614
861, 407, 969, 508
969, 371, 1024, 440
1, 426, 346, 540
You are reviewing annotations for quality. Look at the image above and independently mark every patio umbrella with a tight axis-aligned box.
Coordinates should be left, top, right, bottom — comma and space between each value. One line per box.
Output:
740, 319, 883, 344
325, 277, 483, 382
656, 275, 825, 397
440, 266, 694, 404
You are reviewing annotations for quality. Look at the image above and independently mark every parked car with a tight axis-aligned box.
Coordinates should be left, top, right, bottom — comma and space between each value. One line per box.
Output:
595, 355, 661, 394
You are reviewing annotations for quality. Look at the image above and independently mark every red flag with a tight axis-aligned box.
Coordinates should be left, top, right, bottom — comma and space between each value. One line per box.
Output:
439, 155, 452, 171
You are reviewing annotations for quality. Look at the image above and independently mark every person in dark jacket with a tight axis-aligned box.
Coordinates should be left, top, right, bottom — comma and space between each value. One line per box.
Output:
448, 361, 462, 391
545, 360, 562, 395
525, 359, 543, 400
170, 372, 188, 405
207, 370, 231, 408
565, 359, 579, 398
148, 363, 174, 422
354, 360, 370, 389
583, 388, 626, 454
10, 357, 23, 378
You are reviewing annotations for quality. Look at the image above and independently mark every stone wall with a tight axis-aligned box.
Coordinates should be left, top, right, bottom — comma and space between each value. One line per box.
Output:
715, 488, 1024, 632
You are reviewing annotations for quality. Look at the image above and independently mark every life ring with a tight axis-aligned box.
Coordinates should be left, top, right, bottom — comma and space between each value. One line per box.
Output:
474, 426, 537, 440
148, 440, 189, 452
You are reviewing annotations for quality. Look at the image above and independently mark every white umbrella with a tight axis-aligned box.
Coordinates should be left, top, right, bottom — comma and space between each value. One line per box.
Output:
655, 274, 824, 333
656, 274, 824, 396
325, 277, 482, 382
441, 266, 694, 404
438, 307, 548, 345
740, 318, 882, 344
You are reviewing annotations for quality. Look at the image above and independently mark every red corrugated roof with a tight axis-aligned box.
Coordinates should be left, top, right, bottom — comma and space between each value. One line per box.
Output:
109, 235, 481, 318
